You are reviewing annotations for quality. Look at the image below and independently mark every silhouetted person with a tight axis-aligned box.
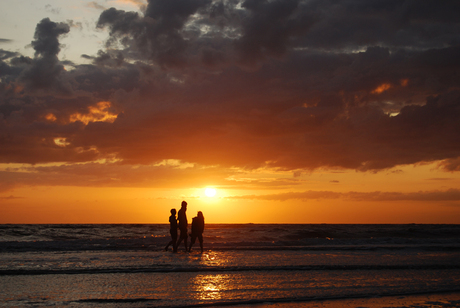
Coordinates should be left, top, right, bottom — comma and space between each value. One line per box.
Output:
174, 201, 188, 252
165, 208, 177, 251
188, 211, 205, 253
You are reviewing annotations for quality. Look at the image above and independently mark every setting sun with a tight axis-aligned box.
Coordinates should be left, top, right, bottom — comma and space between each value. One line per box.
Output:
205, 188, 217, 197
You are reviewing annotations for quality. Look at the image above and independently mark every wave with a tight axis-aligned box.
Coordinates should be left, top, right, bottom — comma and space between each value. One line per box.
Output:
2, 224, 460, 242
2, 264, 460, 276
75, 297, 158, 303
61, 289, 460, 308
1, 224, 459, 255
1, 238, 459, 253
166, 290, 460, 308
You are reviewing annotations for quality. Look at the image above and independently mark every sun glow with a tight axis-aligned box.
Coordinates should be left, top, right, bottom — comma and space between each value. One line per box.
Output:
205, 188, 217, 197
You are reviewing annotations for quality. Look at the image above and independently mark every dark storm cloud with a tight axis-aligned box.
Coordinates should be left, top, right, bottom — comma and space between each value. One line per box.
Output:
235, 0, 315, 66
95, 0, 316, 67
18, 18, 73, 95
31, 18, 69, 58
296, 0, 460, 50
1, 1, 460, 183
95, 0, 460, 68
93, 50, 125, 67
97, 0, 212, 68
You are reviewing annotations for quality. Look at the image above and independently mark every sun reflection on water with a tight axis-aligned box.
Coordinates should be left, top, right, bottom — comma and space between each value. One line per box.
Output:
198, 251, 229, 267
192, 274, 230, 301
189, 252, 235, 301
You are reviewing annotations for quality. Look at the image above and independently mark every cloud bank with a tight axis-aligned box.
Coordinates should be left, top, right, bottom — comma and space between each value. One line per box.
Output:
228, 189, 460, 203
1, 0, 460, 182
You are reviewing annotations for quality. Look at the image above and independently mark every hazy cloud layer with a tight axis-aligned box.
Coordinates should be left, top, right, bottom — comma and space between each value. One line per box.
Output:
1, 0, 460, 191
229, 189, 460, 202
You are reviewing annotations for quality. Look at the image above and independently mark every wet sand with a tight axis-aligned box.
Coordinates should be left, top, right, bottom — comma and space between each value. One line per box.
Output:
243, 292, 460, 308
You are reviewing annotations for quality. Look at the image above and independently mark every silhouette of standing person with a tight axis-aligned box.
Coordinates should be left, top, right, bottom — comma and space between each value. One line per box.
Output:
174, 201, 188, 252
188, 211, 205, 253
164, 208, 177, 251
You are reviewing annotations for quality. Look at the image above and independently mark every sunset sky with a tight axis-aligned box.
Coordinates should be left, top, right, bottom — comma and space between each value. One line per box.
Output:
1, 0, 460, 224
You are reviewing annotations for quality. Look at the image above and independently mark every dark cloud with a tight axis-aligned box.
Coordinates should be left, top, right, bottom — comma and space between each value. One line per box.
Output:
1, 1, 460, 185
235, 0, 315, 66
93, 50, 125, 67
297, 0, 460, 50
95, 0, 460, 68
31, 18, 69, 58
18, 18, 72, 96
0, 50, 18, 60
438, 157, 460, 172
97, 0, 212, 68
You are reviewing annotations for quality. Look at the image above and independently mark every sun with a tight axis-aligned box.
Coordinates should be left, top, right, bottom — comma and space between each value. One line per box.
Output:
205, 188, 217, 197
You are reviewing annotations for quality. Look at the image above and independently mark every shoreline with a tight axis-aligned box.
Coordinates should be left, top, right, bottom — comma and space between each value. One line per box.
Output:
238, 292, 460, 308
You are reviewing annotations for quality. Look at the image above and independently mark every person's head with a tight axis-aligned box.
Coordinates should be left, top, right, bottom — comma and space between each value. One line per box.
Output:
170, 208, 176, 215
197, 211, 203, 219
181, 201, 187, 209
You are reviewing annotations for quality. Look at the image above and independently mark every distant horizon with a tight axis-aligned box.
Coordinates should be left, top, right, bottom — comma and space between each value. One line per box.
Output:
2, 222, 459, 225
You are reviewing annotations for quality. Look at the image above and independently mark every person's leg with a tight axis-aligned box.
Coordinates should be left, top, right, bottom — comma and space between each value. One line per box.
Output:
174, 233, 183, 252
189, 235, 196, 251
175, 228, 186, 252
165, 232, 176, 250
165, 240, 172, 251
198, 235, 203, 252
174, 238, 181, 252
184, 237, 188, 252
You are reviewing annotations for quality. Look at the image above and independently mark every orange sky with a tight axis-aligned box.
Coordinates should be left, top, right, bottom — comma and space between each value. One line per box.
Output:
2, 162, 460, 223
1, 1, 460, 223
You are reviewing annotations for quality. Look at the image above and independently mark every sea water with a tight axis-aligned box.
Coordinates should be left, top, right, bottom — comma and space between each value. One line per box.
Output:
0, 224, 459, 307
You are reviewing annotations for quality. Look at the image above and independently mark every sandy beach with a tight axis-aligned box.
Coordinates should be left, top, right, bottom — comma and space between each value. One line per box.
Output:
245, 292, 460, 308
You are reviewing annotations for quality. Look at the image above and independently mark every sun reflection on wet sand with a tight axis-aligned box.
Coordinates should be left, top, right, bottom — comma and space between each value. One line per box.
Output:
192, 252, 228, 301
192, 274, 230, 301
189, 252, 236, 301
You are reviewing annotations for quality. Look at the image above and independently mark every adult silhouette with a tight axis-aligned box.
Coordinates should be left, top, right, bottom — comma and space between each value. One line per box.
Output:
188, 211, 205, 253
174, 201, 188, 252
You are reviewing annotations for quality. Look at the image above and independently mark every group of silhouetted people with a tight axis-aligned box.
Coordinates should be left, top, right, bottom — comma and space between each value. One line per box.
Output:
165, 201, 205, 253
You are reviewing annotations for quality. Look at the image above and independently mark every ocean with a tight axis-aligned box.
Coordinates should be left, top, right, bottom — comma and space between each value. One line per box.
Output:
1, 224, 460, 307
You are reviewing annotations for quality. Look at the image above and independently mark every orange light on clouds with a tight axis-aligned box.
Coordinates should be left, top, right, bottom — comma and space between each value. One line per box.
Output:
45, 113, 57, 122
14, 84, 24, 93
400, 79, 409, 86
5, 83, 24, 94
372, 83, 392, 94
54, 137, 70, 147
70, 101, 118, 125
